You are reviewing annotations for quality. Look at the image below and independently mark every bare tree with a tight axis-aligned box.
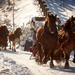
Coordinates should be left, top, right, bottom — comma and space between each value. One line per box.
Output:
7, 0, 11, 5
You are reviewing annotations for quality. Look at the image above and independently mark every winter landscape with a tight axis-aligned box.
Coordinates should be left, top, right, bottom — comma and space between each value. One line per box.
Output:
0, 0, 75, 75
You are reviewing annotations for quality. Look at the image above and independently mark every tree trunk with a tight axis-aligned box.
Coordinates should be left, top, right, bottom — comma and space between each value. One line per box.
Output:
8, 0, 11, 5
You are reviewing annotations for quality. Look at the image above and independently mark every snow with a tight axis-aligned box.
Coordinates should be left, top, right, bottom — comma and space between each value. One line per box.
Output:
0, 49, 75, 75
0, 0, 75, 26
0, 52, 33, 75
0, 0, 43, 28
20, 40, 26, 45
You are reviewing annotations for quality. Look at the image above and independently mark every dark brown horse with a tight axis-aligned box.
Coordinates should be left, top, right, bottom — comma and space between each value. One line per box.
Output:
0, 25, 9, 50
60, 16, 75, 68
36, 13, 64, 68
9, 28, 22, 51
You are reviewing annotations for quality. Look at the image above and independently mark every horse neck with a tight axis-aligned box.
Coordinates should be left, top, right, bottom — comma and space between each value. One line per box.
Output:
15, 31, 21, 39
64, 19, 74, 36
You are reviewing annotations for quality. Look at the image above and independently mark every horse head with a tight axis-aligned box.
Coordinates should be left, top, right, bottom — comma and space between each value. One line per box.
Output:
70, 16, 75, 34
63, 16, 75, 35
45, 13, 61, 34
14, 27, 22, 39
14, 28, 22, 36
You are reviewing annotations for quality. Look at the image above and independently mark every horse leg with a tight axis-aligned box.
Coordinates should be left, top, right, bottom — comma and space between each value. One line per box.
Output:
13, 41, 16, 52
50, 52, 54, 68
9, 41, 11, 49
11, 41, 13, 50
4, 46, 6, 50
4, 42, 7, 50
73, 51, 75, 63
50, 58, 54, 68
17, 38, 20, 48
37, 43, 42, 63
2, 46, 3, 50
64, 53, 70, 69
19, 37, 20, 46
43, 48, 49, 64
4, 39, 7, 50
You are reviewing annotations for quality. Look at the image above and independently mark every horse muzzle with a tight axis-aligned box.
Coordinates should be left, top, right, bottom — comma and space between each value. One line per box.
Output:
49, 28, 55, 34
50, 31, 55, 34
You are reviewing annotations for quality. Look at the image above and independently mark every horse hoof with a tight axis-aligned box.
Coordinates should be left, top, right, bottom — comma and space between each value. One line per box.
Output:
50, 62, 54, 68
64, 64, 69, 69
43, 60, 47, 64
9, 48, 11, 49
12, 49, 16, 52
14, 50, 16, 52
64, 66, 69, 69
73, 58, 75, 63
39, 61, 43, 65
39, 59, 43, 64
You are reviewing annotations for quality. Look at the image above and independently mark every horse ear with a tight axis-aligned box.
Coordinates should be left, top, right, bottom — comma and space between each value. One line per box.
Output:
47, 13, 50, 17
70, 16, 73, 21
47, 12, 51, 17
72, 16, 73, 19
55, 14, 57, 17
72, 16, 73, 17
70, 16, 73, 19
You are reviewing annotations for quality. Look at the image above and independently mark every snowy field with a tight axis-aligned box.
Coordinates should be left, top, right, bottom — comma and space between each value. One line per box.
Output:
0, 49, 75, 75
0, 0, 75, 75
0, 52, 33, 75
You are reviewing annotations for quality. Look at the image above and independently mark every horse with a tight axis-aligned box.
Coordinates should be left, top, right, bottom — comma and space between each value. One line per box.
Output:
0, 25, 9, 50
36, 13, 64, 68
9, 28, 22, 51
60, 16, 75, 68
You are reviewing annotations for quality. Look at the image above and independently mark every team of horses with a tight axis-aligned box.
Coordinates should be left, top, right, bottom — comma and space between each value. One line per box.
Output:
0, 12, 75, 69
31, 13, 75, 69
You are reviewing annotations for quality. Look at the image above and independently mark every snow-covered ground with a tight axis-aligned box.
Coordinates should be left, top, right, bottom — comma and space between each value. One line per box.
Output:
0, 0, 75, 75
0, 52, 33, 75
0, 49, 75, 75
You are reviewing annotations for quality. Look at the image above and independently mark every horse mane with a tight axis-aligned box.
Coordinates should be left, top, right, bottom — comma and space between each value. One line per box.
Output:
14, 28, 22, 38
63, 16, 74, 32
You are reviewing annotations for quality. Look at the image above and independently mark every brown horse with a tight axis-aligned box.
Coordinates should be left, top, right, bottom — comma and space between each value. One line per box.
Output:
0, 25, 9, 50
9, 28, 22, 51
36, 13, 64, 68
60, 16, 75, 68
